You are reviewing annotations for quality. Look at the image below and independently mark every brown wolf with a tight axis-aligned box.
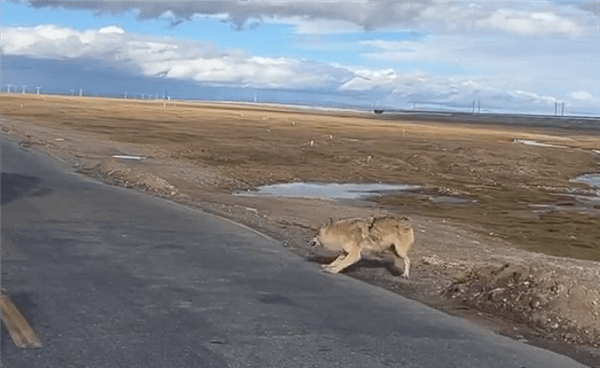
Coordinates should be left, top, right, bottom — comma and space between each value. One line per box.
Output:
309, 215, 414, 278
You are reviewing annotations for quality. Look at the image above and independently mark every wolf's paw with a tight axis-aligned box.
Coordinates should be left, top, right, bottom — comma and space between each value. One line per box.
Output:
321, 265, 338, 274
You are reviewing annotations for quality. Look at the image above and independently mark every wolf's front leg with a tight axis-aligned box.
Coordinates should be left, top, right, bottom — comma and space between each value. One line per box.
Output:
321, 254, 347, 273
325, 250, 361, 274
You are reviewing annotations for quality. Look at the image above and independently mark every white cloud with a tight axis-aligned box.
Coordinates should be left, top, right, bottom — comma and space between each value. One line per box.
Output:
2, 23, 597, 116
510, 90, 556, 104
98, 25, 125, 34
570, 90, 593, 101
475, 9, 583, 36
360, 32, 598, 97
339, 68, 428, 92
418, 3, 591, 37
336, 62, 597, 115
1, 25, 125, 59
0, 25, 351, 89
361, 39, 441, 62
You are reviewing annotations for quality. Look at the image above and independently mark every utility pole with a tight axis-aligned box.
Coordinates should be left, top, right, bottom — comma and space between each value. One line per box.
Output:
7, 84, 12, 93
554, 101, 558, 116
561, 102, 565, 117
472, 100, 475, 114
22, 85, 27, 94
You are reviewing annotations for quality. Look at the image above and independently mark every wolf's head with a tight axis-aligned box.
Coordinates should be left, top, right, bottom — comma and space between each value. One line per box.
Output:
309, 228, 324, 247
308, 227, 323, 248
308, 219, 331, 247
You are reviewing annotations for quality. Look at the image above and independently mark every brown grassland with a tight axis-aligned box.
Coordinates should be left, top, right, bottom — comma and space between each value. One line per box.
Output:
3, 94, 599, 260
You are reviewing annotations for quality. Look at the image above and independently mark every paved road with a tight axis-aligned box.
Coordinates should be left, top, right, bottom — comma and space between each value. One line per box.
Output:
1, 136, 588, 368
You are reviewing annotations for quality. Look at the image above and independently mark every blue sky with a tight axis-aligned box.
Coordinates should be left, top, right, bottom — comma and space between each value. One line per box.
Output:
1, 1, 599, 116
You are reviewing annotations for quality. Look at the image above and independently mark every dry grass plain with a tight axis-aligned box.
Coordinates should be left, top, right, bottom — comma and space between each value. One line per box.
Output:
2, 94, 600, 362
3, 94, 599, 260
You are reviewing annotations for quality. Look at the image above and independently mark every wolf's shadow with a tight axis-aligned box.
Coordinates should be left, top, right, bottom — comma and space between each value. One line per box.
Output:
307, 254, 402, 277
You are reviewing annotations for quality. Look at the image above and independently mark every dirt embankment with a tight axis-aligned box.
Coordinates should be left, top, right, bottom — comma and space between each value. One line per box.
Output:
1, 94, 599, 365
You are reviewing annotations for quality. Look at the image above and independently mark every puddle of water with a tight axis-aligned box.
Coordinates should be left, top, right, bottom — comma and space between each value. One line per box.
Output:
235, 182, 418, 200
572, 173, 600, 189
513, 139, 563, 148
529, 195, 600, 215
429, 196, 475, 205
112, 155, 146, 160
530, 174, 600, 214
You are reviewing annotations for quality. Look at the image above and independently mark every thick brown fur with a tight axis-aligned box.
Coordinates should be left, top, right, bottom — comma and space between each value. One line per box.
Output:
309, 215, 414, 278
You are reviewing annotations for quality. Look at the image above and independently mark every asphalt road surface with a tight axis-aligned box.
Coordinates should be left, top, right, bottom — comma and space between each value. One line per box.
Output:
1, 136, 588, 368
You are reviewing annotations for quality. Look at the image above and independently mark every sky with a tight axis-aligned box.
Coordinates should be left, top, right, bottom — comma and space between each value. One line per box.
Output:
1, 1, 599, 116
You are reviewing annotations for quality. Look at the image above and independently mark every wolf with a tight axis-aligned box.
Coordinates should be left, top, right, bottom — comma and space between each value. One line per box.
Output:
309, 215, 414, 278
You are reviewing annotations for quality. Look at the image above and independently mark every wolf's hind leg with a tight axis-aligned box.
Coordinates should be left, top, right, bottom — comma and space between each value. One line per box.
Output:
390, 252, 410, 279
394, 255, 410, 278
391, 242, 411, 279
